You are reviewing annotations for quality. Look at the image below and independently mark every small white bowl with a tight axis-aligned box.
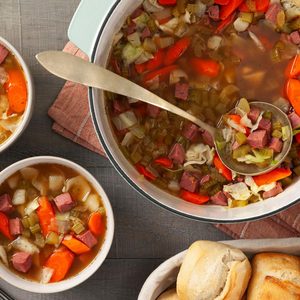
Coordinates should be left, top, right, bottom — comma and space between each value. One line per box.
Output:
0, 37, 34, 153
138, 238, 300, 300
0, 156, 114, 293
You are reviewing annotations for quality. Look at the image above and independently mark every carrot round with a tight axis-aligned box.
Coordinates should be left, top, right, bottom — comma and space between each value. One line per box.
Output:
4, 69, 27, 114
0, 212, 13, 240
285, 78, 300, 115
253, 168, 292, 186
213, 155, 233, 181
256, 0, 270, 12
37, 196, 57, 237
62, 237, 91, 255
164, 37, 191, 66
45, 248, 74, 282
285, 55, 300, 79
190, 58, 220, 78
88, 212, 105, 237
180, 190, 210, 205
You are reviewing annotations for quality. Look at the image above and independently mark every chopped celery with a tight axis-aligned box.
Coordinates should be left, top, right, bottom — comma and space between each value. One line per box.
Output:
72, 221, 85, 235
98, 207, 106, 216
235, 132, 247, 145
30, 224, 41, 234
248, 195, 259, 203
272, 129, 282, 139
273, 121, 282, 131
22, 229, 31, 238
22, 216, 30, 229
263, 111, 272, 120
46, 232, 59, 245
132, 12, 150, 29
240, 12, 253, 23
237, 98, 250, 114
233, 145, 251, 159
122, 43, 143, 65
231, 200, 248, 207
28, 213, 39, 227
282, 126, 290, 141
34, 233, 45, 248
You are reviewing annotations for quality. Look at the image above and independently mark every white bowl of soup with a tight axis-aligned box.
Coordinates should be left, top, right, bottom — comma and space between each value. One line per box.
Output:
0, 156, 114, 293
67, 0, 300, 222
0, 36, 34, 152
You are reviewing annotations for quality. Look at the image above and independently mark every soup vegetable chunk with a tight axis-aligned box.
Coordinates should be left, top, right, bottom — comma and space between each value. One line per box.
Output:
0, 44, 27, 144
108, 0, 300, 208
0, 164, 106, 283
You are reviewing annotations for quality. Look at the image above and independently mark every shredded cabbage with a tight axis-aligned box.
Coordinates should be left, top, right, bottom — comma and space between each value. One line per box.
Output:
122, 43, 144, 65
223, 182, 251, 200
184, 143, 215, 166
245, 176, 276, 194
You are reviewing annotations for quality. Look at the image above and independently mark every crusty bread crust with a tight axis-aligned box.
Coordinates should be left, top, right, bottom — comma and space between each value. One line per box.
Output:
247, 252, 300, 300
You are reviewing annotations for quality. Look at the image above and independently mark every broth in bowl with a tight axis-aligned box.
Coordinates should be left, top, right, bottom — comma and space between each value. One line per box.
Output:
106, 0, 300, 208
0, 43, 27, 145
0, 164, 106, 283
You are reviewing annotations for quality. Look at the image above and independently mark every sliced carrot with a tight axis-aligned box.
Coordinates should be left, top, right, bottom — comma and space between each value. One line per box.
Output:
0, 212, 13, 240
142, 65, 177, 84
4, 69, 27, 114
227, 114, 242, 124
214, 155, 232, 181
45, 248, 74, 282
285, 78, 300, 115
88, 212, 105, 237
154, 157, 173, 168
37, 196, 57, 237
215, 13, 236, 33
253, 168, 292, 186
256, 0, 270, 12
62, 237, 91, 255
158, 0, 176, 5
220, 0, 244, 20
239, 2, 251, 12
164, 37, 191, 66
190, 58, 220, 78
285, 55, 300, 79
180, 190, 210, 205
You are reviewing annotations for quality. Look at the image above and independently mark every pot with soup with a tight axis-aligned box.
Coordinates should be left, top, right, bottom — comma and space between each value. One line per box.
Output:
68, 0, 300, 222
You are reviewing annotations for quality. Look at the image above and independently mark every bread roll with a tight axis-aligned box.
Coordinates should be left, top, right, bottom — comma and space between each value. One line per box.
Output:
157, 288, 179, 300
177, 241, 251, 300
247, 252, 300, 300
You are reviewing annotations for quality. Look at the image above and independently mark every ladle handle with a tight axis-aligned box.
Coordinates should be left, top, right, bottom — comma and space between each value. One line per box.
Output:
37, 51, 216, 137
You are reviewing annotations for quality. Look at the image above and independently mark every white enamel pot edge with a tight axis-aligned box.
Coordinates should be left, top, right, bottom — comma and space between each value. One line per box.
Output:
68, 0, 300, 223
0, 156, 114, 293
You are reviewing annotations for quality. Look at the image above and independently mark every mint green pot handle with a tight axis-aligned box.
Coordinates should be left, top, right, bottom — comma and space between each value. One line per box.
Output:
68, 0, 118, 58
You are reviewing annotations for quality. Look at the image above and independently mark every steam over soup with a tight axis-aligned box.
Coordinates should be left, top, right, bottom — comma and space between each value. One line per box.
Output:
0, 164, 106, 283
107, 0, 300, 208
0, 44, 27, 145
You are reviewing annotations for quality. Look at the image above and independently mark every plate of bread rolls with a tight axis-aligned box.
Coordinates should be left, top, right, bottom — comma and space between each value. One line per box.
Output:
138, 238, 300, 300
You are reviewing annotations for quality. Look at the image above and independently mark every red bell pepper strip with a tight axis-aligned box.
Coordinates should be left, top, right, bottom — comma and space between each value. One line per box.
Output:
190, 58, 220, 78
37, 196, 57, 237
147, 50, 165, 71
180, 190, 210, 205
220, 0, 243, 20
142, 65, 178, 84
0, 212, 13, 240
285, 78, 300, 116
256, 0, 270, 12
213, 155, 233, 181
285, 55, 300, 79
164, 37, 191, 66
253, 168, 292, 186
215, 13, 236, 33
158, 0, 177, 5
215, 0, 230, 5
154, 157, 173, 168
136, 164, 157, 181
135, 63, 146, 74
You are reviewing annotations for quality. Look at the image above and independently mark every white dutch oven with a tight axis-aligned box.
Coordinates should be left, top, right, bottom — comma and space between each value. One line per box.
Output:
68, 0, 300, 223
0, 156, 114, 293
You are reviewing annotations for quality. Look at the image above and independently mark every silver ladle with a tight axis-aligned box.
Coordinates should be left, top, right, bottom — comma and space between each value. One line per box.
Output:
36, 51, 293, 176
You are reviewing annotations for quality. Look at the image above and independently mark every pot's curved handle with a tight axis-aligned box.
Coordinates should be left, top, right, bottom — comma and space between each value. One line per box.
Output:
68, 0, 118, 58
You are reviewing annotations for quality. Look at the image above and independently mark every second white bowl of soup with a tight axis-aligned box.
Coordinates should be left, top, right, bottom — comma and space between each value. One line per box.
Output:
0, 156, 114, 293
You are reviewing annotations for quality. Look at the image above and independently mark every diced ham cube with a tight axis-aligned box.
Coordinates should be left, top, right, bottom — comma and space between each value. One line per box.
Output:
0, 194, 13, 214
54, 192, 76, 213
200, 175, 211, 185
182, 123, 199, 141
77, 230, 98, 248
288, 111, 300, 129
180, 172, 200, 193
168, 143, 185, 164
265, 3, 283, 24
9, 218, 23, 236
258, 118, 272, 133
126, 22, 137, 36
262, 182, 283, 199
247, 107, 261, 123
0, 45, 9, 65
247, 130, 268, 149
269, 137, 283, 153
147, 104, 161, 118
202, 130, 214, 147
175, 83, 189, 101
290, 31, 300, 45
208, 5, 220, 21
12, 252, 32, 273
141, 27, 151, 39
113, 99, 130, 115
210, 191, 228, 206
131, 8, 143, 19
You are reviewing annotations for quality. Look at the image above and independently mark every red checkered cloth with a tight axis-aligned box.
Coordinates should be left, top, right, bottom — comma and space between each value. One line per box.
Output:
48, 42, 300, 239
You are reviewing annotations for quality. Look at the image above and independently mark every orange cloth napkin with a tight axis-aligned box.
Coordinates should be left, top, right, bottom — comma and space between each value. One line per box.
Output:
48, 42, 300, 239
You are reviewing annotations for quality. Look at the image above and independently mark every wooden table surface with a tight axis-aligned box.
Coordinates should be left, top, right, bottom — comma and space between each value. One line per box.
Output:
0, 1, 229, 299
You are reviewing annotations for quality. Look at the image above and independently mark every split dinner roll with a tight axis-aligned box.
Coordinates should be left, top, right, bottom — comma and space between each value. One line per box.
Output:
177, 241, 251, 300
158, 288, 179, 300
